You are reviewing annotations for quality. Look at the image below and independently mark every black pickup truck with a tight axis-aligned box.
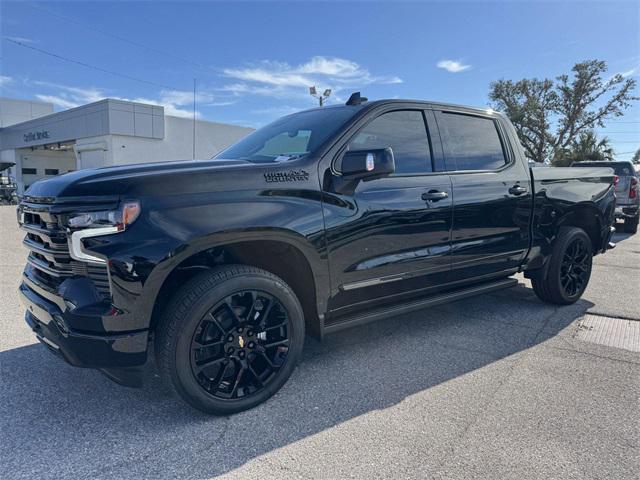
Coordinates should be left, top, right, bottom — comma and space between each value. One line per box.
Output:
17, 94, 616, 414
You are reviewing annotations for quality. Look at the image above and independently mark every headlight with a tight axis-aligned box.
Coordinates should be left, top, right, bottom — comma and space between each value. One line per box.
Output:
68, 201, 141, 231
68, 201, 140, 264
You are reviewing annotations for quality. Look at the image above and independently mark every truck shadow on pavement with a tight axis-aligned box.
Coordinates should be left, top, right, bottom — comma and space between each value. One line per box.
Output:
1, 283, 593, 479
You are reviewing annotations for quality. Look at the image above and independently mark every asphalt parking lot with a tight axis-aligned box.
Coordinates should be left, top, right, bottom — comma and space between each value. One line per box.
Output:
1, 204, 638, 480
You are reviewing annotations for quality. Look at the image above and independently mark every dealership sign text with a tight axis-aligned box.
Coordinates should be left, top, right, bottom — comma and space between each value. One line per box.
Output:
23, 131, 50, 143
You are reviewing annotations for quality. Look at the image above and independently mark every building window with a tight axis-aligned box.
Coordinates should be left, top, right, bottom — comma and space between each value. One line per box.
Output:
22, 168, 37, 175
45, 169, 59, 176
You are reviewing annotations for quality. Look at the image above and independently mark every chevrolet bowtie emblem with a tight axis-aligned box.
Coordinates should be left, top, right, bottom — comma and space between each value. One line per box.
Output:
238, 336, 245, 348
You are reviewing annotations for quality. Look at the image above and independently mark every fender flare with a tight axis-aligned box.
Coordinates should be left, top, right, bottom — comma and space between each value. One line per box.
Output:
138, 228, 330, 327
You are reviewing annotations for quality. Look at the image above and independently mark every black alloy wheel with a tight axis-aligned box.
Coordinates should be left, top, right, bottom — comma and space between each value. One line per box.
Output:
559, 237, 590, 297
155, 265, 305, 415
530, 227, 593, 305
190, 290, 291, 400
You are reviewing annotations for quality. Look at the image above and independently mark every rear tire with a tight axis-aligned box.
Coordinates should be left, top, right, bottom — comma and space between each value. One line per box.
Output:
155, 265, 305, 415
530, 227, 593, 305
623, 215, 638, 234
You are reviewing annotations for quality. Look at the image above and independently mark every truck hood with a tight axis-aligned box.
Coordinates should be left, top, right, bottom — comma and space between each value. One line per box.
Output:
23, 159, 255, 201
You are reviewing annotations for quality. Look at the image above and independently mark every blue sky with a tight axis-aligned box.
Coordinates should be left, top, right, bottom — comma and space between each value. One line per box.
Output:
1, 1, 639, 159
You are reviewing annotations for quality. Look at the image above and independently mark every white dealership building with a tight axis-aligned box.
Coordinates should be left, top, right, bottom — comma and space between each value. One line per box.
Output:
0, 97, 253, 194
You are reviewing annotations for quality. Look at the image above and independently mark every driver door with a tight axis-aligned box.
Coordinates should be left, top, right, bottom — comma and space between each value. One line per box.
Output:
321, 108, 453, 317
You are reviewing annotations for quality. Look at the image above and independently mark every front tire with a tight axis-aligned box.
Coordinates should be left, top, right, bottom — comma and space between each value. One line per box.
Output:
530, 227, 593, 305
155, 265, 305, 415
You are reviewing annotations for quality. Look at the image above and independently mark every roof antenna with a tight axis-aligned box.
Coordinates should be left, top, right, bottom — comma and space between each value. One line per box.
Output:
346, 92, 368, 106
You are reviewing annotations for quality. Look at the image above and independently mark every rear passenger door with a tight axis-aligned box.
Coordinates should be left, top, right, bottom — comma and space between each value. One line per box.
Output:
434, 110, 532, 282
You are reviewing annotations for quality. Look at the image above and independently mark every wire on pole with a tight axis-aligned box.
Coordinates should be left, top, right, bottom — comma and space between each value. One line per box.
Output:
193, 78, 197, 160
3, 37, 182, 91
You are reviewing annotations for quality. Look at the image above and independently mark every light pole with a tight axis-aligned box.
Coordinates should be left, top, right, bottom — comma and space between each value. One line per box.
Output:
309, 86, 331, 106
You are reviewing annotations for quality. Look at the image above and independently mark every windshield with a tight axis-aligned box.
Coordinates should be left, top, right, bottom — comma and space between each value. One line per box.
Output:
215, 107, 359, 163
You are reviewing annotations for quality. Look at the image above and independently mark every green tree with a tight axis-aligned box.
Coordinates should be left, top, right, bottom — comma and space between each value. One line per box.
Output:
632, 147, 640, 164
553, 130, 615, 167
489, 60, 637, 164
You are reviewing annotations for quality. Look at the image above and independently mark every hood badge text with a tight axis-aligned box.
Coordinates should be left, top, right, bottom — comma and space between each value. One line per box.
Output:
264, 169, 309, 183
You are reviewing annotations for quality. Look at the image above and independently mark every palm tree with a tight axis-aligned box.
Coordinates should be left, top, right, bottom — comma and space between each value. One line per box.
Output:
553, 131, 615, 166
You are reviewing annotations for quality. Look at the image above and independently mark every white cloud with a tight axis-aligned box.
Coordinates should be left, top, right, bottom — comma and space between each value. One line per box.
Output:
299, 57, 362, 77
159, 89, 213, 106
34, 94, 81, 110
219, 82, 296, 99
125, 95, 196, 118
32, 81, 118, 109
29, 81, 229, 119
33, 84, 118, 111
436, 59, 471, 73
206, 101, 236, 107
605, 66, 639, 83
221, 56, 402, 98
225, 64, 310, 88
0, 75, 12, 87
5, 36, 37, 44
250, 105, 301, 117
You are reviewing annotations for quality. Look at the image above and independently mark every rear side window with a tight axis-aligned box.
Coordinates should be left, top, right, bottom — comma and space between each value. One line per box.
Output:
438, 113, 507, 171
349, 110, 432, 174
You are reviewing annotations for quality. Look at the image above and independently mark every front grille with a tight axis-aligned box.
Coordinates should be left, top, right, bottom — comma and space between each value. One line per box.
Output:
20, 204, 111, 298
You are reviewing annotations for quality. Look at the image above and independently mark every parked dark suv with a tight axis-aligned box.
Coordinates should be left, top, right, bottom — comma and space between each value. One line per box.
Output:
18, 94, 616, 414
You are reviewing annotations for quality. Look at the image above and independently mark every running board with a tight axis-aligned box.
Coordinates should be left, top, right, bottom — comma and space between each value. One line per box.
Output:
323, 277, 518, 335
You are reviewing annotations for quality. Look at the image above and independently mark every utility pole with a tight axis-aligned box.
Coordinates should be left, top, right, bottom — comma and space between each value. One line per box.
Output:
192, 78, 196, 160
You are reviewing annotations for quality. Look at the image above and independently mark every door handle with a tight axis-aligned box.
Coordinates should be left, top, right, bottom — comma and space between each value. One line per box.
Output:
422, 191, 449, 202
508, 185, 528, 196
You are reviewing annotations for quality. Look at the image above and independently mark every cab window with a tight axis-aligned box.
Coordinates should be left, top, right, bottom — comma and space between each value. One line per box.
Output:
348, 110, 433, 174
438, 112, 508, 171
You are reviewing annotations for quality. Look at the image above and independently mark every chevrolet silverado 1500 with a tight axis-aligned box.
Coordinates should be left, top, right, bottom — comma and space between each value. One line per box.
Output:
18, 93, 616, 414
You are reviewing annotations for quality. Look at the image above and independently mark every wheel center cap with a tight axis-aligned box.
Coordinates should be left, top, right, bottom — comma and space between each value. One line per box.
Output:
238, 335, 245, 348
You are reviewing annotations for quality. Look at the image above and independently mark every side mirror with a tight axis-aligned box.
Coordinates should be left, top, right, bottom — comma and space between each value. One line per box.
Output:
340, 147, 395, 180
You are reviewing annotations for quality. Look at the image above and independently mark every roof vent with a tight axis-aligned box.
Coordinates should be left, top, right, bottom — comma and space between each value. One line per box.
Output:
346, 92, 368, 106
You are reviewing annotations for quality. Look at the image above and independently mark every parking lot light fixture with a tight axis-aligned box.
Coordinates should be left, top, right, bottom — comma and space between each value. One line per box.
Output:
309, 86, 331, 107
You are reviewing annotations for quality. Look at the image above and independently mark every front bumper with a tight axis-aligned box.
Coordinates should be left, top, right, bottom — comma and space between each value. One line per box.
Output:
20, 282, 149, 371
